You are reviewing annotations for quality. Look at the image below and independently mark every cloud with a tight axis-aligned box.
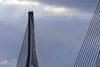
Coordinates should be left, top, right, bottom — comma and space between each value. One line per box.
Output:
20, 0, 98, 12
0, 0, 93, 20
3, 0, 40, 6
0, 60, 8, 65
44, 6, 92, 19
0, 59, 17, 67
0, 0, 3, 2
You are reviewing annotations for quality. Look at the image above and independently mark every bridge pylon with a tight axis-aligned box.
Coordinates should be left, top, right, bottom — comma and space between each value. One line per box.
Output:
16, 11, 39, 67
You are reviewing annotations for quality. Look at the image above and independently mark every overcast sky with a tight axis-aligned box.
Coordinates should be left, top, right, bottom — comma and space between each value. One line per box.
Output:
0, 0, 99, 67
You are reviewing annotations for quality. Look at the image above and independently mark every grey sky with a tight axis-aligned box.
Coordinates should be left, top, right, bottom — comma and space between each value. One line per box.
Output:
25, 0, 98, 12
0, 0, 99, 67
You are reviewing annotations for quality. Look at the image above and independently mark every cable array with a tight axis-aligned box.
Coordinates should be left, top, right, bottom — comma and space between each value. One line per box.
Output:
74, 0, 100, 67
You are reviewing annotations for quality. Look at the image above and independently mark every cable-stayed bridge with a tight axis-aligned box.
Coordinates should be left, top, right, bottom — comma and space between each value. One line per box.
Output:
16, 0, 100, 67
